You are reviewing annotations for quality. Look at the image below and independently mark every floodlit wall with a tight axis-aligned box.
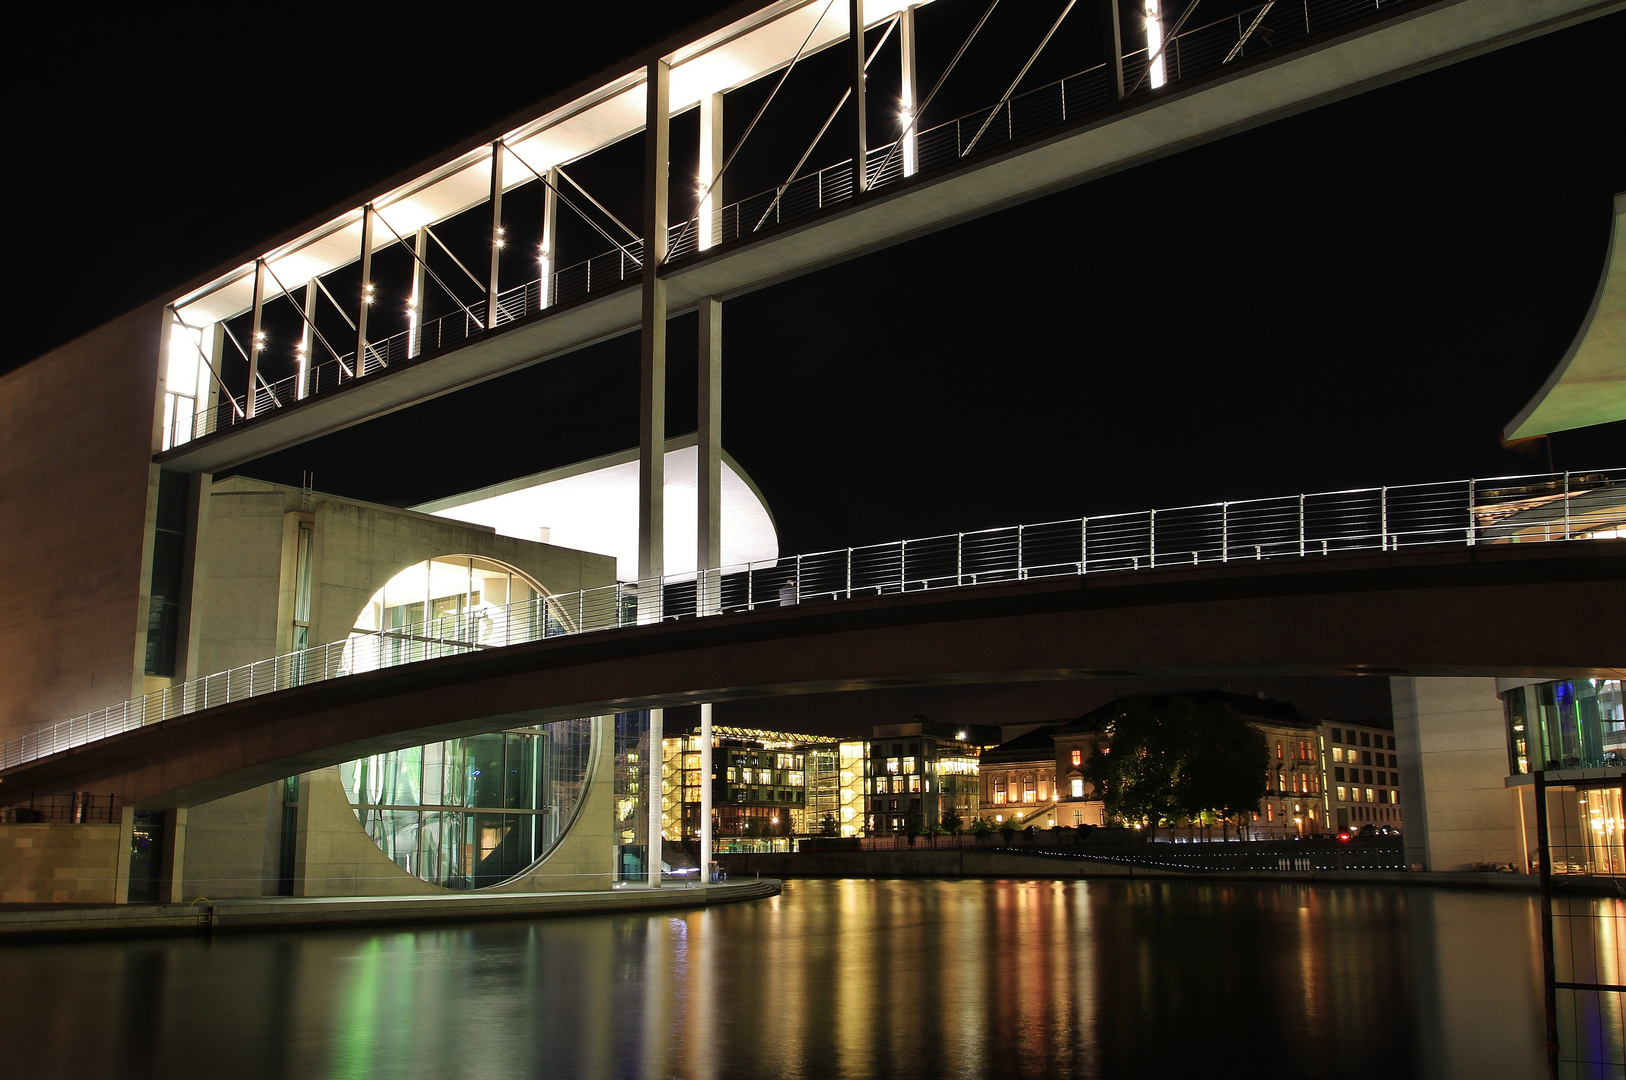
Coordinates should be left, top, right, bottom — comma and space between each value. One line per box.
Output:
0, 823, 130, 904
181, 785, 284, 899
0, 305, 165, 746
1394, 676, 1524, 871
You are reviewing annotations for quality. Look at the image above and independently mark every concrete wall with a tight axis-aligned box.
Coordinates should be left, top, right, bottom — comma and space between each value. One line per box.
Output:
182, 785, 284, 899
1394, 677, 1523, 872
0, 305, 165, 746
0, 823, 129, 904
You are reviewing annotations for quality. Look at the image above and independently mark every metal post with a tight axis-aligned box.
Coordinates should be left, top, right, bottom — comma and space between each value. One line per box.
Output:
700, 702, 713, 880
958, 532, 964, 585
648, 708, 664, 888
698, 296, 722, 616
1149, 509, 1156, 567
408, 228, 428, 358
849, 0, 868, 195
1298, 493, 1306, 557
1221, 501, 1228, 562
638, 60, 671, 622
1466, 478, 1476, 545
1380, 486, 1388, 550
698, 93, 723, 250
847, 548, 853, 597
298, 280, 316, 398
1563, 471, 1572, 539
487, 140, 504, 326
539, 167, 559, 308
1079, 518, 1087, 574
1104, 0, 1126, 101
1017, 524, 1024, 578
247, 259, 266, 417
355, 204, 374, 375
900, 4, 919, 176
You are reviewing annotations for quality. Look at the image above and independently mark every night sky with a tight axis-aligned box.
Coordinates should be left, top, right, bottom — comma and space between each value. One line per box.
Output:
10, 3, 1624, 730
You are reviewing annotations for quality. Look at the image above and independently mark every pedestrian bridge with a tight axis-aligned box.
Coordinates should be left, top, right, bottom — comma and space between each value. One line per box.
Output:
2, 469, 1620, 810
152, 0, 1616, 474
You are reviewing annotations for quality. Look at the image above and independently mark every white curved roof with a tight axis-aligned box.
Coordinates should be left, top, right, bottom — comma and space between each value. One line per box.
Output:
413, 436, 778, 580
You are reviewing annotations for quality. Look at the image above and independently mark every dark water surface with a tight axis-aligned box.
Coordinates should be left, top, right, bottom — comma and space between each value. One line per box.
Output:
0, 879, 1547, 1079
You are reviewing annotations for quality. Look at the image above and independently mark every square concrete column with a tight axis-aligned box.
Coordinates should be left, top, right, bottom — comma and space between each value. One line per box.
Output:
158, 808, 188, 903
648, 707, 664, 888
539, 167, 559, 308
638, 59, 671, 621
697, 296, 722, 615
487, 140, 505, 324
700, 702, 714, 878
115, 805, 135, 904
1392, 676, 1522, 872
849, 0, 867, 194
900, 4, 918, 176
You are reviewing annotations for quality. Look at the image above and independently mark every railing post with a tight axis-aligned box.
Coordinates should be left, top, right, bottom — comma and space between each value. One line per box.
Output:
1380, 486, 1388, 550
1298, 494, 1306, 557
1564, 471, 1572, 539
958, 532, 964, 586
796, 554, 803, 603
1466, 478, 1476, 545
1149, 509, 1156, 567
1079, 518, 1087, 575
847, 547, 853, 598
1221, 502, 1228, 562
1017, 524, 1024, 578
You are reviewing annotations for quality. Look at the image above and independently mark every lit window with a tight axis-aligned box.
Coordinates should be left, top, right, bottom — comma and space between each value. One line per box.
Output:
1071, 749, 1082, 766
887, 758, 900, 774
1276, 742, 1283, 759
1071, 778, 1084, 798
1333, 747, 1344, 763
1365, 788, 1375, 804
908, 776, 921, 793
902, 757, 916, 775
1336, 786, 1346, 802
1023, 776, 1036, 803
1267, 804, 1274, 822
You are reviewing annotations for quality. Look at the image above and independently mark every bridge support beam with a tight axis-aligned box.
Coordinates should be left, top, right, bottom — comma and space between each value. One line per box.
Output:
487, 141, 505, 327
900, 3, 918, 176
638, 59, 671, 621
700, 703, 713, 879
539, 166, 559, 309
408, 228, 429, 358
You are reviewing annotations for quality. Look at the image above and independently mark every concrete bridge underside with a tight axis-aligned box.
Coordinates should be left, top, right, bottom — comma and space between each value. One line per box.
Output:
4, 539, 1618, 811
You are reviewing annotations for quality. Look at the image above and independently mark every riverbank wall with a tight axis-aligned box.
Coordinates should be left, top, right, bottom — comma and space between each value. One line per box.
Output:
0, 878, 780, 941
717, 850, 1542, 891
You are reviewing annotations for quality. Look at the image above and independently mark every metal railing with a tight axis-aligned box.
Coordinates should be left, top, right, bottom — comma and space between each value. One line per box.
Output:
181, 0, 1418, 443
3, 468, 1619, 773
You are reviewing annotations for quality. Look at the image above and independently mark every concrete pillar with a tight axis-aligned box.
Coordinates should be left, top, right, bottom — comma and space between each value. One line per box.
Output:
175, 470, 212, 683
697, 296, 722, 614
1392, 676, 1522, 872
849, 0, 867, 194
158, 808, 188, 903
355, 204, 374, 372
115, 805, 134, 904
900, 4, 918, 176
246, 259, 265, 417
648, 707, 664, 887
408, 228, 429, 357
539, 167, 559, 308
487, 140, 505, 326
638, 59, 671, 619
698, 93, 723, 250
700, 702, 714, 878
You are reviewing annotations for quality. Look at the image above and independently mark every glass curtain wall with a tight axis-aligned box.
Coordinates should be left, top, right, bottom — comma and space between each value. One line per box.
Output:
615, 712, 652, 884
342, 718, 593, 889
348, 557, 546, 673
1506, 680, 1626, 774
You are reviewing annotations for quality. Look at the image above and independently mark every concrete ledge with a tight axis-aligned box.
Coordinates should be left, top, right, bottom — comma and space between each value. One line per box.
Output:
0, 878, 779, 940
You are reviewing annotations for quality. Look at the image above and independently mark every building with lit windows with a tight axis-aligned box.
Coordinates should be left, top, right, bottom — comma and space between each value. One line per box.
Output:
865, 719, 998, 835
980, 714, 1113, 829
1326, 721, 1402, 831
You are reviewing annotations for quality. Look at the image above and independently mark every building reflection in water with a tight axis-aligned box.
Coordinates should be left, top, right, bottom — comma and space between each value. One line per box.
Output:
0, 880, 1562, 1079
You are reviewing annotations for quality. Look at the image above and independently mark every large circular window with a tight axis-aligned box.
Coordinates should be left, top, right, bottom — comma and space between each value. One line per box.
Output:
338, 557, 594, 889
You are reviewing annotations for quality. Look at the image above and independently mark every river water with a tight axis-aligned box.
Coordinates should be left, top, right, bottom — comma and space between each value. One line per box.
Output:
0, 878, 1550, 1079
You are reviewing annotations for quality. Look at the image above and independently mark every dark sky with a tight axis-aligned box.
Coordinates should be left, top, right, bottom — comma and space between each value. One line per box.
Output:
11, 3, 1624, 730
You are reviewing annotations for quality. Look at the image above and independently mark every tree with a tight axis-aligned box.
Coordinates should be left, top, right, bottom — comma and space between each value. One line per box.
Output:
819, 814, 839, 838
969, 815, 993, 844
1084, 694, 1267, 842
941, 809, 963, 836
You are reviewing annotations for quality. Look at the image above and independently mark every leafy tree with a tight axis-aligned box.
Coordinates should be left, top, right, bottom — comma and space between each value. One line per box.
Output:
969, 816, 993, 843
999, 818, 1018, 844
819, 814, 839, 838
1084, 694, 1267, 842
941, 810, 963, 836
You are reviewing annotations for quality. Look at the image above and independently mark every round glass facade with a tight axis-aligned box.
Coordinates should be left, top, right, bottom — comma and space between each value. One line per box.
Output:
342, 721, 594, 889
339, 557, 594, 889
1504, 679, 1626, 774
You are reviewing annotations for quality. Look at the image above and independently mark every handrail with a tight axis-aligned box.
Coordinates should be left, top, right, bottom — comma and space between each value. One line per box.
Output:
3, 466, 1620, 772
174, 0, 1420, 447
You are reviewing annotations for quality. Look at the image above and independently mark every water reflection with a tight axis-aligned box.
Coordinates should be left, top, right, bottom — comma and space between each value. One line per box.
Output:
0, 880, 1549, 1079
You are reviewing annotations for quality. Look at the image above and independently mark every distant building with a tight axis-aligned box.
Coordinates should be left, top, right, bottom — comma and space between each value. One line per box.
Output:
979, 715, 1110, 828
1325, 721, 1402, 831
866, 719, 1000, 835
